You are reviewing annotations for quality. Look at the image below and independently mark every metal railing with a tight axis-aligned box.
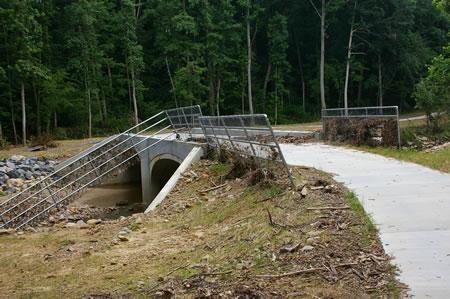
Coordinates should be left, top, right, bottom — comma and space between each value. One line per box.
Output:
198, 114, 296, 188
322, 106, 400, 147
0, 106, 202, 229
165, 105, 203, 135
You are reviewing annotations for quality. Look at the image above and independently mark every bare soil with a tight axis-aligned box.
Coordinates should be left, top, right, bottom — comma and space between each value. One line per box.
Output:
0, 158, 407, 298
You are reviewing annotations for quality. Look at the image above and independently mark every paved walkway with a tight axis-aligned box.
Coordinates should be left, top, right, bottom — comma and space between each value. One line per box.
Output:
281, 143, 450, 298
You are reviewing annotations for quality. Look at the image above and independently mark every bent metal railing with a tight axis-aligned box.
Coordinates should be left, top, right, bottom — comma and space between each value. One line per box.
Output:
0, 105, 202, 229
198, 114, 296, 188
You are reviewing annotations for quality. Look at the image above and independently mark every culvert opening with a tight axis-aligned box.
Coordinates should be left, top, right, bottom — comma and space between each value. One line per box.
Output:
150, 158, 181, 202
72, 161, 146, 220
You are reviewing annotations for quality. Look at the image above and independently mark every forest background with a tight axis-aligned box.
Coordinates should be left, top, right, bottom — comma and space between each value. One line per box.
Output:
0, 0, 448, 145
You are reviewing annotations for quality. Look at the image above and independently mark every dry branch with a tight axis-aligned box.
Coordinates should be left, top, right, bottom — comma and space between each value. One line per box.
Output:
255, 262, 358, 278
306, 206, 350, 210
199, 183, 228, 194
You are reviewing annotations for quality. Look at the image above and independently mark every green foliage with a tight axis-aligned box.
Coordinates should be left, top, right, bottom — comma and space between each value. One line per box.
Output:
129, 223, 139, 231
0, 0, 448, 141
0, 137, 10, 150
414, 46, 450, 129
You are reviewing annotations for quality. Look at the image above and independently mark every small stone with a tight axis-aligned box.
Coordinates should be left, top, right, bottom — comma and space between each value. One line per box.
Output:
135, 217, 143, 224
193, 231, 205, 239
26, 227, 38, 233
201, 254, 212, 262
301, 245, 314, 252
120, 227, 132, 234
118, 235, 129, 241
301, 187, 308, 197
64, 223, 77, 228
76, 220, 87, 226
87, 219, 102, 225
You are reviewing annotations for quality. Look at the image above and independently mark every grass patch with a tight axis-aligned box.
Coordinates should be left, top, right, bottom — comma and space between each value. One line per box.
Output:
345, 191, 377, 246
355, 146, 450, 173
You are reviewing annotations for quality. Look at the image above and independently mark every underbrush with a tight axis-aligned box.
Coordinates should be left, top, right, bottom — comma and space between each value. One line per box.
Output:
400, 120, 450, 149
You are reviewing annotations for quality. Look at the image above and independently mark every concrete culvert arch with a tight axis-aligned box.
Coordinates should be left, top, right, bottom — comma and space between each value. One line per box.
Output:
149, 154, 182, 202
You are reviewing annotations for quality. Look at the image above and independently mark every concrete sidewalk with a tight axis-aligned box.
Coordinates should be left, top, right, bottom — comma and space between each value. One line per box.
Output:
281, 143, 450, 298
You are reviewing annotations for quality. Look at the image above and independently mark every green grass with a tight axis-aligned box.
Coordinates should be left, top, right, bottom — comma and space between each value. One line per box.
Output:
355, 146, 450, 173
345, 191, 377, 246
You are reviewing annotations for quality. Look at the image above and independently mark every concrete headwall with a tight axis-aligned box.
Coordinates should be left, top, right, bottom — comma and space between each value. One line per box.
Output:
131, 137, 200, 205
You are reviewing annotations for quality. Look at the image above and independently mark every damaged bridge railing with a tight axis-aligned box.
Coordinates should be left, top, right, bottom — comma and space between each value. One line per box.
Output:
198, 114, 296, 188
0, 105, 202, 229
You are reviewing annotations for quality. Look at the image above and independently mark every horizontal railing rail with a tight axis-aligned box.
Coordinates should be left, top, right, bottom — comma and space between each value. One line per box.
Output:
0, 105, 203, 229
198, 114, 296, 188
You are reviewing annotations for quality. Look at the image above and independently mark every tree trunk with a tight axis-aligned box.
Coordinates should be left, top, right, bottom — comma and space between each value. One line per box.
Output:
357, 69, 363, 104
216, 78, 221, 116
165, 57, 178, 108
130, 64, 139, 126
84, 74, 92, 139
241, 85, 245, 114
294, 31, 306, 113
320, 0, 326, 110
3, 20, 18, 144
88, 87, 92, 138
9, 89, 18, 145
54, 109, 57, 128
207, 60, 215, 115
101, 85, 107, 121
262, 63, 272, 113
344, 28, 354, 115
378, 54, 383, 107
0, 123, 2, 140
32, 78, 41, 136
21, 80, 26, 146
107, 61, 113, 95
92, 66, 105, 126
274, 66, 278, 125
125, 56, 133, 110
246, 3, 254, 114
344, 0, 357, 115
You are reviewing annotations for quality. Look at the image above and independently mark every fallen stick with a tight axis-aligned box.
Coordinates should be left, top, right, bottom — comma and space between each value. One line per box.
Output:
209, 178, 217, 187
198, 270, 232, 276
166, 263, 190, 276
199, 183, 228, 194
255, 191, 287, 203
306, 206, 350, 210
254, 262, 358, 278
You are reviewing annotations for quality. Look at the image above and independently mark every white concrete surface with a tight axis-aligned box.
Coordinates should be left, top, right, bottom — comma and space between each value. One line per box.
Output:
281, 143, 450, 298
145, 146, 204, 213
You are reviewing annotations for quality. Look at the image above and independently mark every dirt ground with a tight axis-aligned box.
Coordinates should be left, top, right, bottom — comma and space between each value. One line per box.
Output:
0, 157, 407, 298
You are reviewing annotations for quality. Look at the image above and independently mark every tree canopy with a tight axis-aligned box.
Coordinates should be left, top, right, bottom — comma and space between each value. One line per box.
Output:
0, 0, 448, 142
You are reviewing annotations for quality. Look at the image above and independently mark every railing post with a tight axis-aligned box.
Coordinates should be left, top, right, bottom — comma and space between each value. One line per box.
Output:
208, 118, 222, 156
264, 116, 296, 189
87, 154, 103, 185
221, 118, 238, 152
239, 117, 257, 157
44, 180, 59, 211
396, 106, 401, 148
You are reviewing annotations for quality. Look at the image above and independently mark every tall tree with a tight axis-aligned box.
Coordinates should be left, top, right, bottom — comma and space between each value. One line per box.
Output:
11, 0, 48, 145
